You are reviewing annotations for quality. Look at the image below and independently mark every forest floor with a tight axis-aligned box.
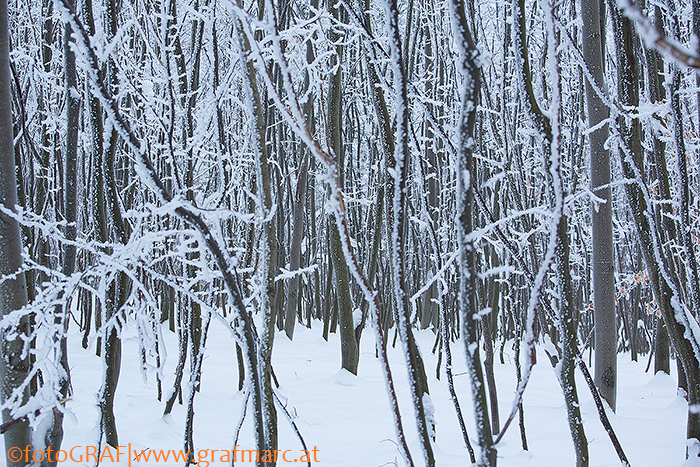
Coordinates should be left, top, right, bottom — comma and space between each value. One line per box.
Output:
14, 320, 695, 466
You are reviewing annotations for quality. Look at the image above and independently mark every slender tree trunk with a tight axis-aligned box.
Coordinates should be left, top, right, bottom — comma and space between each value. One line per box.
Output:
44, 4, 80, 461
356, 182, 383, 343
450, 0, 494, 464
0, 0, 31, 462
284, 153, 308, 340
558, 217, 589, 467
512, 0, 589, 461
382, 1, 435, 464
420, 20, 438, 331
640, 3, 671, 375
234, 1, 278, 460
288, 23, 318, 336
482, 304, 500, 435
327, 2, 358, 374
95, 0, 131, 447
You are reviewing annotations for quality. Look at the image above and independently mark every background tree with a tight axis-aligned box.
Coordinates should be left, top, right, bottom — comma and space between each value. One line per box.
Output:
582, 0, 616, 411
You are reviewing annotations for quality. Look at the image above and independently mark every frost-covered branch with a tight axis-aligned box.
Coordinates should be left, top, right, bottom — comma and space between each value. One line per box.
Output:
617, 0, 700, 72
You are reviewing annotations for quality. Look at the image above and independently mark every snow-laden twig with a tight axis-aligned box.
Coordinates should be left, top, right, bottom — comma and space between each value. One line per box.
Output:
275, 264, 319, 283
409, 249, 459, 305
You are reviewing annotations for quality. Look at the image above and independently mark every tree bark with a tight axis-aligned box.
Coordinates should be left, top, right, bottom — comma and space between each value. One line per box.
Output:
582, 0, 616, 411
383, 1, 435, 464
450, 0, 494, 464
0, 0, 31, 462
235, 0, 278, 459
327, 1, 358, 374
43, 4, 80, 460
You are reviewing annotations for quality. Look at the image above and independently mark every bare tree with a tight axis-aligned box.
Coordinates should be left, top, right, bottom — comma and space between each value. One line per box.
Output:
0, 0, 31, 462
449, 0, 493, 464
582, 0, 616, 412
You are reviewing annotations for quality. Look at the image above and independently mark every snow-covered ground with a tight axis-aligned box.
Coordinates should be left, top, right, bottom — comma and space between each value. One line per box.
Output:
19, 321, 692, 466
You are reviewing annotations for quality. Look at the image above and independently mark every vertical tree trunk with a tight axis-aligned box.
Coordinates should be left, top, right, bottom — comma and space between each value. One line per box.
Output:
383, 1, 435, 464
0, 0, 31, 462
558, 217, 589, 467
450, 0, 494, 464
284, 16, 316, 339
548, 9, 588, 462
640, 3, 671, 376
482, 295, 500, 435
582, 0, 616, 411
283, 153, 308, 340
44, 3, 80, 460
420, 16, 438, 331
327, 2, 358, 374
95, 0, 130, 447
234, 1, 278, 461
512, 0, 589, 461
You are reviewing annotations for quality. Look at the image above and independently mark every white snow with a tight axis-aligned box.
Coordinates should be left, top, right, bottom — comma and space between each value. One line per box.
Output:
4, 323, 690, 466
